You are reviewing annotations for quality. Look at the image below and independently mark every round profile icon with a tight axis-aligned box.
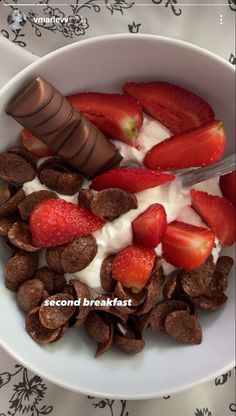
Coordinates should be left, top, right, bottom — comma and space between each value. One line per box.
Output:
7, 8, 27, 30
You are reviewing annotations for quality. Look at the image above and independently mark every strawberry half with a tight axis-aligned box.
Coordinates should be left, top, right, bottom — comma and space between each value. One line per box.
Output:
144, 120, 226, 171
219, 170, 236, 206
132, 203, 167, 248
90, 167, 175, 193
67, 92, 143, 146
191, 189, 236, 247
123, 81, 214, 134
162, 221, 215, 271
30, 199, 105, 248
22, 129, 53, 158
111, 245, 156, 291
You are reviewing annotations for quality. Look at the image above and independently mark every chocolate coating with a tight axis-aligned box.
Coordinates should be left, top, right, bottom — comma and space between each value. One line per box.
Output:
6, 77, 122, 178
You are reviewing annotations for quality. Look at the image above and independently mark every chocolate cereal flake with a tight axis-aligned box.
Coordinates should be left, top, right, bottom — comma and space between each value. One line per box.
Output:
8, 221, 41, 252
38, 157, 67, 172
78, 188, 94, 210
0, 217, 15, 237
164, 310, 202, 345
96, 320, 114, 357
69, 280, 91, 325
149, 300, 188, 333
46, 245, 65, 273
115, 334, 145, 354
174, 294, 196, 315
112, 298, 138, 316
85, 311, 110, 344
5, 251, 38, 285
0, 153, 35, 186
115, 321, 137, 339
136, 274, 161, 315
214, 256, 234, 276
151, 260, 165, 287
204, 256, 234, 298
34, 267, 55, 295
69, 279, 90, 300
180, 256, 215, 297
100, 255, 116, 293
193, 293, 228, 311
5, 276, 20, 292
52, 322, 68, 343
40, 169, 82, 195
0, 182, 11, 205
38, 157, 83, 195
129, 312, 151, 337
61, 235, 98, 273
18, 190, 58, 222
17, 279, 45, 313
204, 273, 228, 298
53, 274, 67, 293
42, 290, 50, 300
92, 295, 129, 323
9, 146, 37, 170
62, 284, 77, 297
0, 188, 25, 218
163, 273, 181, 299
39, 294, 76, 329
25, 307, 61, 344
57, 172, 82, 195
90, 188, 138, 221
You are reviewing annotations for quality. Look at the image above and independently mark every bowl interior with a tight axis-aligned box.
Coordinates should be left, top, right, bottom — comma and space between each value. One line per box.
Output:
0, 35, 235, 399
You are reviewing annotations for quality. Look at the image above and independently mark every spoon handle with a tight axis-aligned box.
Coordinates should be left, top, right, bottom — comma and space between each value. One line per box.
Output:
181, 154, 236, 188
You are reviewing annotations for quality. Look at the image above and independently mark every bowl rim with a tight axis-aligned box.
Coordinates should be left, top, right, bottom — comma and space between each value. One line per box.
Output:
1, 334, 235, 399
0, 33, 235, 399
0, 33, 235, 99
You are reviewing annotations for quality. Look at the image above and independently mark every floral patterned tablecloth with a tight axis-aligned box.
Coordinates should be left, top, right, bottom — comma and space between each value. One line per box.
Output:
0, 347, 235, 416
0, 1, 235, 415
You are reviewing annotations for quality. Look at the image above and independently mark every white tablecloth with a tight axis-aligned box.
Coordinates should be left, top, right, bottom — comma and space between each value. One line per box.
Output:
0, 1, 235, 415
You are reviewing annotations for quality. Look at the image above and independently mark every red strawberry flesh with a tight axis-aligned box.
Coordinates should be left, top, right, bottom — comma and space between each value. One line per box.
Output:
123, 81, 214, 134
67, 92, 143, 145
132, 203, 167, 248
144, 120, 226, 171
90, 167, 175, 193
30, 199, 105, 248
162, 220, 215, 271
191, 189, 236, 247
219, 170, 236, 206
112, 245, 156, 291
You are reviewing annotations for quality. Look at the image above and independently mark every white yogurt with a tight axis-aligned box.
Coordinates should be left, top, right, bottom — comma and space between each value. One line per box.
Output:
72, 178, 221, 291
23, 116, 222, 292
112, 115, 171, 165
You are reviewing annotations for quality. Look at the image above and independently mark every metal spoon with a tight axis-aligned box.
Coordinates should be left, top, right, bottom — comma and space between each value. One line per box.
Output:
181, 153, 236, 188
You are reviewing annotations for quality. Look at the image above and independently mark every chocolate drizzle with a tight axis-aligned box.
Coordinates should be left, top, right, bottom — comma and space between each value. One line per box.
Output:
6, 77, 122, 178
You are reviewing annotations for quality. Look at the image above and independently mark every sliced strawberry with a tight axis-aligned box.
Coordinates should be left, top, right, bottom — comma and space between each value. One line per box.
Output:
144, 120, 225, 171
123, 81, 214, 134
219, 170, 236, 206
162, 221, 215, 271
22, 129, 53, 158
191, 189, 236, 247
132, 203, 167, 248
90, 167, 175, 193
111, 245, 156, 291
30, 199, 105, 248
67, 92, 143, 146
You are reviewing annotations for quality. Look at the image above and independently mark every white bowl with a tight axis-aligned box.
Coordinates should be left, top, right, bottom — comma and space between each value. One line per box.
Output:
0, 34, 235, 399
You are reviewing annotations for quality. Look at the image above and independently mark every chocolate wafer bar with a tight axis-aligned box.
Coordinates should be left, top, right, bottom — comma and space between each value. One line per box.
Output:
6, 77, 122, 178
